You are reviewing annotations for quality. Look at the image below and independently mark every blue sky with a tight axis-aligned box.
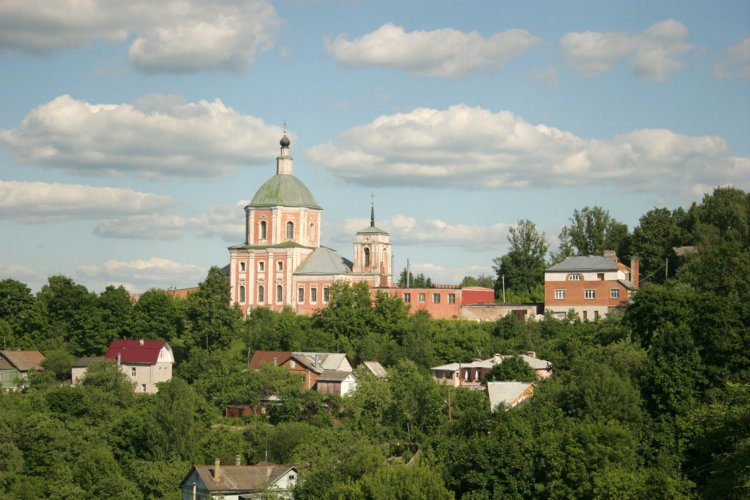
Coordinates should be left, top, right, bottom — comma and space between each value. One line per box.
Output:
1, 0, 748, 293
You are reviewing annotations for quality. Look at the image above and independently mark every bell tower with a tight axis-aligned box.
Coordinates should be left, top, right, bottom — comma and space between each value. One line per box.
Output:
352, 198, 392, 287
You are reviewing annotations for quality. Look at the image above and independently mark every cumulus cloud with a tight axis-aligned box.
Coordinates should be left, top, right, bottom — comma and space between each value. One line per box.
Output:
79, 257, 207, 292
714, 37, 750, 79
306, 104, 749, 196
561, 19, 693, 82
0, 264, 45, 285
408, 262, 494, 286
0, 94, 284, 178
332, 214, 510, 251
325, 23, 540, 77
0, 0, 279, 73
0, 180, 174, 222
95, 201, 246, 241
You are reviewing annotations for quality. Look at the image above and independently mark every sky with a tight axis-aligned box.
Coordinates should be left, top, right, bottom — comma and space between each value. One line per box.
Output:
0, 0, 748, 294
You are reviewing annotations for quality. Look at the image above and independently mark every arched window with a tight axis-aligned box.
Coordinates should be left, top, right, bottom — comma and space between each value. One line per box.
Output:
238, 285, 246, 304
276, 284, 283, 302
309, 223, 314, 241
364, 247, 371, 267
258, 285, 264, 303
286, 221, 294, 240
260, 220, 267, 240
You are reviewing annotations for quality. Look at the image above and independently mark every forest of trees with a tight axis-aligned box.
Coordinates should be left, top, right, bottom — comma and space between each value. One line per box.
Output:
0, 187, 748, 499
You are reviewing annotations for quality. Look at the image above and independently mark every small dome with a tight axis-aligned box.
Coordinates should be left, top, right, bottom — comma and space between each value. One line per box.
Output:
280, 134, 291, 147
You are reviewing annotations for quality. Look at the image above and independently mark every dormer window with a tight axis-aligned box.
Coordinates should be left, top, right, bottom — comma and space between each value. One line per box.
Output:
568, 273, 581, 281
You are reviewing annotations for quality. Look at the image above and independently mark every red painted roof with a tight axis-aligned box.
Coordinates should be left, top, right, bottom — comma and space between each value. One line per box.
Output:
105, 339, 167, 365
248, 351, 293, 369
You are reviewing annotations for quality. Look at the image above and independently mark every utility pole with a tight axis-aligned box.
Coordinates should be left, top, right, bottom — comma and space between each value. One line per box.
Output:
502, 274, 506, 303
406, 258, 411, 288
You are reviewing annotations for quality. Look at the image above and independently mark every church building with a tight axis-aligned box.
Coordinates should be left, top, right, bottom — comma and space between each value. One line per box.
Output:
228, 135, 392, 316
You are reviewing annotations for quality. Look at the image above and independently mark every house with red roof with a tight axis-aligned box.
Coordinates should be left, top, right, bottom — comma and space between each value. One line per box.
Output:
105, 339, 174, 393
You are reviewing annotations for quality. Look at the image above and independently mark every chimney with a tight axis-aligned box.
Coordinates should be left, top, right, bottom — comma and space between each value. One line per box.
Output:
139, 339, 144, 346
213, 458, 221, 481
116, 353, 121, 366
272, 357, 277, 366
526, 351, 536, 358
603, 250, 617, 260
235, 454, 241, 466
630, 258, 640, 288
493, 353, 501, 364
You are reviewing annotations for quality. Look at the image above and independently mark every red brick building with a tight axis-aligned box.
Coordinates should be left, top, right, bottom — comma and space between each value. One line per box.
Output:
544, 252, 639, 320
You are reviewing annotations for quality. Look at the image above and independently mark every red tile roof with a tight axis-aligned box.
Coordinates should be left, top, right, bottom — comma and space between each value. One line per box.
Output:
248, 351, 293, 369
105, 339, 167, 365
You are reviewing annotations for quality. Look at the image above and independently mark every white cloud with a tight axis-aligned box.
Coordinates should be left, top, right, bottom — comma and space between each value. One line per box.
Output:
0, 179, 174, 222
0, 264, 45, 285
95, 201, 246, 241
79, 257, 207, 292
332, 215, 510, 251
325, 23, 540, 77
306, 104, 749, 196
561, 19, 693, 82
533, 67, 559, 87
0, 94, 284, 178
0, 0, 279, 73
714, 37, 750, 79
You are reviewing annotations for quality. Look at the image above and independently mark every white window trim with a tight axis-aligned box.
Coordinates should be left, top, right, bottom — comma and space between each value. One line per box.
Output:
554, 289, 565, 300
585, 289, 596, 300
610, 288, 620, 299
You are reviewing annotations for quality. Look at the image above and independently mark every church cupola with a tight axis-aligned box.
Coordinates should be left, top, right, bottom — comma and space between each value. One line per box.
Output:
277, 134, 293, 175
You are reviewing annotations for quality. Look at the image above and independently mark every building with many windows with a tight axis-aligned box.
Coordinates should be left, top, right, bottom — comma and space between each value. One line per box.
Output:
544, 252, 639, 320
228, 135, 392, 316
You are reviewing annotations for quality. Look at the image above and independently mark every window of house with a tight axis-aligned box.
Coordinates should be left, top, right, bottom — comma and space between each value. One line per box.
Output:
286, 221, 294, 240
610, 288, 620, 299
258, 285, 265, 303
323, 286, 330, 303
309, 223, 314, 241
475, 369, 480, 381
555, 289, 565, 300
276, 285, 283, 302
277, 261, 283, 272
259, 261, 265, 272
594, 311, 600, 320
584, 289, 596, 299
131, 367, 136, 377
260, 220, 267, 240
240, 262, 246, 272
364, 248, 370, 267
432, 293, 441, 303
583, 311, 588, 320
448, 293, 456, 304
239, 285, 246, 303
597, 273, 605, 280
568, 273, 581, 281
298, 287, 304, 303
418, 293, 425, 303
403, 293, 411, 303
310, 287, 317, 303
142, 384, 147, 392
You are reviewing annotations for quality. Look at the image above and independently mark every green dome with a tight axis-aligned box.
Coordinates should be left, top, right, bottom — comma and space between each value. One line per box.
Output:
248, 174, 322, 209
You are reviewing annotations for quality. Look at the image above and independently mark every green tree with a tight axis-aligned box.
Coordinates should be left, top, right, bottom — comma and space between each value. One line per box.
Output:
493, 219, 548, 301
485, 356, 537, 382
98, 285, 134, 340
458, 274, 495, 289
132, 289, 184, 342
185, 266, 243, 352
555, 206, 630, 260
631, 208, 685, 283
397, 269, 433, 288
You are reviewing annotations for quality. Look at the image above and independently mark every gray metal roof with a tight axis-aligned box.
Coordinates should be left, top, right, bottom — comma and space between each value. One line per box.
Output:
294, 246, 352, 275
546, 256, 618, 273
248, 174, 322, 210
356, 225, 389, 235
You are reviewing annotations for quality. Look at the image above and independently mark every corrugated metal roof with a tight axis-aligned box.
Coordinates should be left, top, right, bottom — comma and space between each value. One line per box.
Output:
0, 350, 45, 371
294, 247, 352, 275
362, 361, 388, 378
104, 340, 169, 365
189, 463, 296, 493
546, 256, 618, 272
487, 381, 534, 410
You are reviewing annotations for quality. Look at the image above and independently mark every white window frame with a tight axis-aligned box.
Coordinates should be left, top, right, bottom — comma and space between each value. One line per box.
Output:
432, 293, 441, 304
323, 286, 329, 303
258, 261, 265, 272
568, 273, 581, 281
584, 289, 596, 300
310, 287, 317, 303
403, 293, 411, 303
297, 287, 304, 303
418, 293, 425, 303
554, 289, 565, 300
448, 293, 456, 304
610, 288, 620, 299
